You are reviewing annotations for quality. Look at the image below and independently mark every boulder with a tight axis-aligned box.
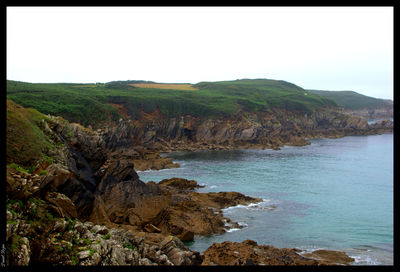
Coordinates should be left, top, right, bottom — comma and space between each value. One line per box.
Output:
39, 164, 74, 192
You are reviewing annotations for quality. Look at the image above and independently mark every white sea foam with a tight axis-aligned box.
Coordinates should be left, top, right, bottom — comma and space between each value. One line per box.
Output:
350, 255, 379, 265
222, 199, 274, 212
296, 246, 325, 255
226, 228, 241, 233
297, 246, 383, 265
137, 168, 176, 173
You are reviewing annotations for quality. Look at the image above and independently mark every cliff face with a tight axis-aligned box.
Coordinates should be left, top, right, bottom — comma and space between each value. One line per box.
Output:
101, 108, 393, 152
6, 109, 263, 265
343, 106, 393, 120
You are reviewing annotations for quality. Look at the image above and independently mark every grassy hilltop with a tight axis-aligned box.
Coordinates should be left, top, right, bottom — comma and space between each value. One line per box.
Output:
306, 89, 392, 111
7, 79, 338, 127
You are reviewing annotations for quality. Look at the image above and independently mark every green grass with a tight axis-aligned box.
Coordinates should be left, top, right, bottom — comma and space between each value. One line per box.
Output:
7, 79, 339, 127
7, 163, 30, 174
6, 99, 57, 169
102, 233, 111, 240
306, 89, 392, 110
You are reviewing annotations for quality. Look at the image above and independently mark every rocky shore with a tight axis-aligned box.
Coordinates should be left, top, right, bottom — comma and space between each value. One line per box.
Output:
6, 101, 390, 266
202, 240, 355, 266
5, 114, 264, 266
98, 108, 393, 170
6, 168, 355, 266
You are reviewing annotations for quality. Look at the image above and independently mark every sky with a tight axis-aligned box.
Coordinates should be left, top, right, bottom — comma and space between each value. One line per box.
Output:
7, 7, 393, 100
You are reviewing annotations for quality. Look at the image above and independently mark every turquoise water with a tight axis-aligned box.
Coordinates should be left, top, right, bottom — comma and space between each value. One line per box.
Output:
138, 133, 393, 265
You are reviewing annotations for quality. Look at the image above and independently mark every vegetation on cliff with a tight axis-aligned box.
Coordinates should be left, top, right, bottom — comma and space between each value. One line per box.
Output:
7, 79, 339, 127
6, 99, 58, 171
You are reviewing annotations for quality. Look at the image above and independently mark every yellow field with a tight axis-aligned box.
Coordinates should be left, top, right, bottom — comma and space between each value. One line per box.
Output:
130, 83, 198, 91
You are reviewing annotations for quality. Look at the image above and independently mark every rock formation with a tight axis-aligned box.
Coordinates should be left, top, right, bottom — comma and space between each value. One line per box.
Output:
201, 240, 355, 266
100, 108, 393, 154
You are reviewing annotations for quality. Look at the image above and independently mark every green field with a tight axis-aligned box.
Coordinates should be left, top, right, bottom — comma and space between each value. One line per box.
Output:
7, 79, 338, 127
306, 89, 392, 110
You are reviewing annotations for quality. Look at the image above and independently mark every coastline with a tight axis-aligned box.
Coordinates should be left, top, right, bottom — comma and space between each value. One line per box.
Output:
143, 129, 394, 172
138, 133, 393, 265
6, 99, 393, 265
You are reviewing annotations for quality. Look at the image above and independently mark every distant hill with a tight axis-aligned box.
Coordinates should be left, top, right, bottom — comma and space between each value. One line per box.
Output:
306, 89, 392, 111
6, 79, 338, 127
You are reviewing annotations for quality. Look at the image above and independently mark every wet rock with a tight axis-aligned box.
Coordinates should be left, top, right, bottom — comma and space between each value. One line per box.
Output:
301, 249, 355, 265
202, 240, 321, 266
159, 178, 205, 190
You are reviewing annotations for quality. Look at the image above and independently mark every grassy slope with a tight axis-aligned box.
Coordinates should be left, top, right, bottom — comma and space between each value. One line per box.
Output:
7, 79, 338, 127
306, 89, 392, 110
6, 99, 56, 170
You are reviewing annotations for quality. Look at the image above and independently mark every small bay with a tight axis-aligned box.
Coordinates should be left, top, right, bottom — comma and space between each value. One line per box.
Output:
138, 133, 393, 265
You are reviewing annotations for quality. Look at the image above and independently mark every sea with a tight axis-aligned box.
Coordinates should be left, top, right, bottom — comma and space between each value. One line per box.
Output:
138, 132, 394, 265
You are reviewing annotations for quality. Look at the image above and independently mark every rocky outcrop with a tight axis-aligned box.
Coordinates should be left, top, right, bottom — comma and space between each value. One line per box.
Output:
107, 146, 180, 171
44, 191, 78, 219
21, 116, 262, 243
90, 172, 262, 241
159, 178, 205, 190
301, 249, 356, 265
201, 240, 354, 266
6, 194, 201, 265
6, 166, 204, 266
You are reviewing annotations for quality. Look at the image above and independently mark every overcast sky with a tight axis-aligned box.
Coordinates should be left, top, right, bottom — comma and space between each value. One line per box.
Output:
7, 7, 393, 100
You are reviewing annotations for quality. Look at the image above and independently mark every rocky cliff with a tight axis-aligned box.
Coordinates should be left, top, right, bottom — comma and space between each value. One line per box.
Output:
344, 106, 393, 120
100, 107, 393, 154
5, 100, 382, 266
5, 105, 263, 265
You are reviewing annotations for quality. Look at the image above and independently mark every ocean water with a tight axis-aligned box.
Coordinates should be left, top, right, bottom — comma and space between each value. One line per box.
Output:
138, 133, 393, 265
